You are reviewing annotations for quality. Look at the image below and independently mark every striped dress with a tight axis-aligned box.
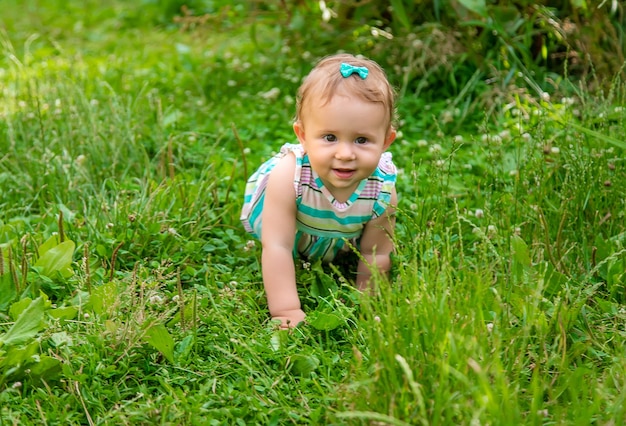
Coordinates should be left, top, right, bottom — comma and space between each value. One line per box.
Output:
240, 143, 397, 262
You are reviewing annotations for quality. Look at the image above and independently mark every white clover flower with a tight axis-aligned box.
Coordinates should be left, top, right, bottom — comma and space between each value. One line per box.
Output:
396, 130, 404, 139
487, 225, 497, 235
417, 139, 428, 148
509, 169, 518, 176
83, 313, 91, 319
474, 209, 484, 219
499, 130, 511, 140
227, 80, 237, 87
453, 135, 463, 143
486, 322, 494, 333
550, 147, 560, 155
540, 92, 550, 102
374, 316, 381, 322
172, 295, 180, 303
429, 143, 442, 153
319, 0, 333, 22
435, 159, 445, 167
75, 154, 87, 166
229, 281, 238, 287
259, 87, 280, 101
522, 133, 532, 141
149, 295, 163, 304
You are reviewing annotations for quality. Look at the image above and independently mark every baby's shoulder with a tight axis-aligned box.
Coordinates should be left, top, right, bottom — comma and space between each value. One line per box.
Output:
377, 152, 397, 175
278, 143, 304, 159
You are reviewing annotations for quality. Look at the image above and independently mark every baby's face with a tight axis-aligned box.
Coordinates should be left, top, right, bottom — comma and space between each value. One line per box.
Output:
294, 92, 395, 202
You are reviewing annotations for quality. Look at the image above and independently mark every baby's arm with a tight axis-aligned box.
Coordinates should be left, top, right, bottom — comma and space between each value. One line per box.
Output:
260, 154, 305, 328
356, 188, 397, 291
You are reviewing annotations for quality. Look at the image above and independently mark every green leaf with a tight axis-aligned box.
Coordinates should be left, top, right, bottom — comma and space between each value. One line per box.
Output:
308, 311, 344, 331
539, 262, 569, 297
49, 306, 78, 322
511, 235, 531, 266
28, 354, 62, 379
0, 273, 17, 311
390, 0, 411, 30
9, 297, 34, 321
457, 0, 487, 18
1, 340, 39, 369
288, 354, 320, 377
559, 120, 626, 150
37, 234, 62, 258
50, 331, 73, 348
144, 323, 175, 363
90, 281, 118, 316
34, 240, 75, 278
174, 335, 194, 364
270, 330, 289, 352
0, 297, 46, 347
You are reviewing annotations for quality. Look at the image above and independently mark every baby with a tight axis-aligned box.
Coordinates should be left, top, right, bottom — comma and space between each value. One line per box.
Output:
241, 53, 397, 329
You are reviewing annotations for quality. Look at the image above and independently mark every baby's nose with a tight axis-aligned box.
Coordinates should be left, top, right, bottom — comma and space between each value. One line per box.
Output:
335, 142, 355, 159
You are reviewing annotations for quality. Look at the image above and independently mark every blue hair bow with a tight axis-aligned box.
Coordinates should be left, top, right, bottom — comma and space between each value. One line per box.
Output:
340, 63, 369, 79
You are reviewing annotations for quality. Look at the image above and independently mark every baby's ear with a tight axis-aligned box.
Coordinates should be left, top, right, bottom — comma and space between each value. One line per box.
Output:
384, 128, 397, 149
293, 121, 305, 144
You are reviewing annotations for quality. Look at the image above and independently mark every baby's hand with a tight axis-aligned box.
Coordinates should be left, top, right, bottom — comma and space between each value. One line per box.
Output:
272, 308, 306, 329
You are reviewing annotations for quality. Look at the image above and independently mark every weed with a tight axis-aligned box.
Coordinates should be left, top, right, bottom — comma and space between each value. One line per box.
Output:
0, 1, 625, 424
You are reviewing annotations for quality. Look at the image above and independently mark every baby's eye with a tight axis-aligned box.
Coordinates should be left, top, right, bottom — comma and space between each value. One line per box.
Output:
355, 137, 368, 144
323, 134, 337, 142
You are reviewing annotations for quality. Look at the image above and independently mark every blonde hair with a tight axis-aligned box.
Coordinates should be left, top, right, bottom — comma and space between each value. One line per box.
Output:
295, 53, 396, 129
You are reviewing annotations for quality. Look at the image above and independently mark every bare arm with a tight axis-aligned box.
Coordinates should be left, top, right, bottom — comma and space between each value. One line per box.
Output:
356, 188, 397, 291
260, 154, 305, 328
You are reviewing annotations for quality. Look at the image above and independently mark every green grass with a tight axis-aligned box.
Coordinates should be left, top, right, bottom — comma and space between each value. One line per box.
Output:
1, 1, 625, 425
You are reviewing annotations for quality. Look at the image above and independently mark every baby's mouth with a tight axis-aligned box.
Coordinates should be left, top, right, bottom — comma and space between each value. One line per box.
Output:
333, 168, 356, 179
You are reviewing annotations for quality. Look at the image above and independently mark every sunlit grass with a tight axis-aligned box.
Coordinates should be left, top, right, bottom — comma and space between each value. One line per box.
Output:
1, 1, 625, 425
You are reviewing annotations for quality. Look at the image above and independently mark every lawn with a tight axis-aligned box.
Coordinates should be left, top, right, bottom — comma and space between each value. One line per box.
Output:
1, 1, 625, 425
